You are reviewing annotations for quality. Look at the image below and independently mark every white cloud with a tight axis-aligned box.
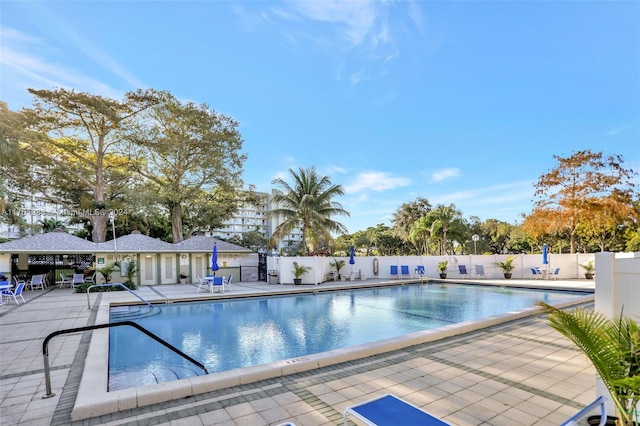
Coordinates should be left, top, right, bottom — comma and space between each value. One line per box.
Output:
430, 168, 461, 183
345, 172, 411, 193
287, 1, 377, 47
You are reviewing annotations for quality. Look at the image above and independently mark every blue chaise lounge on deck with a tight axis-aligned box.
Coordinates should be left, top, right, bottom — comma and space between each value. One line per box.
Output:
344, 394, 451, 426
400, 265, 410, 279
390, 265, 399, 279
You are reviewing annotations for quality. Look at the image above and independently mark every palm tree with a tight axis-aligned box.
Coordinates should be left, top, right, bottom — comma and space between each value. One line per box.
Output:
425, 204, 464, 255
38, 218, 66, 233
537, 302, 640, 425
409, 216, 432, 255
268, 167, 349, 255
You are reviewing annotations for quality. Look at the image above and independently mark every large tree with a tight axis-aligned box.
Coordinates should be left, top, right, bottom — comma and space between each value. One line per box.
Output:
523, 150, 637, 253
391, 197, 432, 242
128, 92, 246, 242
424, 204, 466, 255
0, 88, 160, 242
269, 167, 349, 255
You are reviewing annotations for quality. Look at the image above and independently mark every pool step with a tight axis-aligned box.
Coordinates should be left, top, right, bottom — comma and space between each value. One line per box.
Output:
109, 364, 204, 391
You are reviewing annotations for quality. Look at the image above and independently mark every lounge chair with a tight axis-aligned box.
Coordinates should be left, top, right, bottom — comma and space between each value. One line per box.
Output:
211, 276, 224, 293
561, 395, 607, 426
71, 274, 85, 289
458, 265, 470, 278
531, 267, 542, 279
224, 275, 232, 291
57, 272, 72, 288
344, 394, 451, 426
400, 265, 410, 279
550, 267, 560, 280
415, 265, 428, 282
29, 274, 46, 291
2, 281, 26, 305
474, 264, 486, 278
390, 265, 399, 279
196, 276, 209, 293
84, 273, 96, 284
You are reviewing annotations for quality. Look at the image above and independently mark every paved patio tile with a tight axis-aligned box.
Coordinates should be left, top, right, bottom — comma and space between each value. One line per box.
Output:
0, 279, 598, 425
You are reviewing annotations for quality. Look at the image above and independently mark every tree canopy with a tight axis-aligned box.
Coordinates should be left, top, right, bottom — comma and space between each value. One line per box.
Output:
269, 167, 349, 255
523, 150, 637, 253
128, 92, 246, 242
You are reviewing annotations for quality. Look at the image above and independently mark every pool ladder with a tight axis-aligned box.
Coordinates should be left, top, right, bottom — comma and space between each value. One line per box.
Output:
41, 321, 209, 398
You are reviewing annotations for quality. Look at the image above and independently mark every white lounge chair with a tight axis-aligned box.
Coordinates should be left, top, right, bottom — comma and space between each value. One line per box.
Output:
29, 274, 46, 291
71, 274, 85, 289
196, 276, 210, 293
344, 394, 451, 426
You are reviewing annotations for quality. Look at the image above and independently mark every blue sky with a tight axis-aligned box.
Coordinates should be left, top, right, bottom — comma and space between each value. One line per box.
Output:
2, 1, 639, 234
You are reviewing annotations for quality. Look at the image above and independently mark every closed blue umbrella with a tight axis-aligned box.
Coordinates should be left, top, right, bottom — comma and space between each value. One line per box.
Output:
211, 244, 219, 276
349, 246, 355, 274
542, 243, 549, 265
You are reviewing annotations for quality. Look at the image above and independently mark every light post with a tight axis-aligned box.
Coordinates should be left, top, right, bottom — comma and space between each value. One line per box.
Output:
109, 211, 118, 263
472, 234, 479, 255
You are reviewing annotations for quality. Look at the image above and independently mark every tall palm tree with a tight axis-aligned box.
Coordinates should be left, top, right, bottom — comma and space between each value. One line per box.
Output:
268, 167, 349, 255
426, 204, 464, 255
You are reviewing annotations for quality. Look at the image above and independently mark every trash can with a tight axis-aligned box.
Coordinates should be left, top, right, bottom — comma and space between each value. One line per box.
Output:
268, 270, 278, 285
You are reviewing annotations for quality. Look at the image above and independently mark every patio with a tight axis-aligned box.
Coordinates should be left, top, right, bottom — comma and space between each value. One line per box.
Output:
0, 278, 597, 425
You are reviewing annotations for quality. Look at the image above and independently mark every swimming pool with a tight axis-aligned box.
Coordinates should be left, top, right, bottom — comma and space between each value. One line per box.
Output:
108, 283, 588, 391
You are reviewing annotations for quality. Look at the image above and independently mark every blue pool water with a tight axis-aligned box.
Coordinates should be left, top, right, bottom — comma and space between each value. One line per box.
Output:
108, 283, 588, 390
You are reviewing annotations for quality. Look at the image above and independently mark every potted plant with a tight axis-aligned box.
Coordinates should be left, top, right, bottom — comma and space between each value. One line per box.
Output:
179, 273, 189, 284
330, 258, 346, 280
537, 302, 640, 425
292, 261, 312, 285
437, 260, 448, 279
493, 256, 516, 279
581, 260, 595, 279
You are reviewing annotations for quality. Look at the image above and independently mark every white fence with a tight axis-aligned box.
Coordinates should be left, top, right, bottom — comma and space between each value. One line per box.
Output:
266, 253, 599, 285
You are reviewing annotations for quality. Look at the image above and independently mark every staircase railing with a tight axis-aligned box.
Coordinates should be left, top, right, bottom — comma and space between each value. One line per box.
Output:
42, 321, 208, 398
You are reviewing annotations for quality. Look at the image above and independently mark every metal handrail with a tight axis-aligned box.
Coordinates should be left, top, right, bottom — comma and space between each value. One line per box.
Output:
86, 283, 152, 310
42, 321, 208, 398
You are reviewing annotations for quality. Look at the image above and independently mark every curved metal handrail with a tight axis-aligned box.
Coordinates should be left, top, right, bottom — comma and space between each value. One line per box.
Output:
42, 321, 208, 398
86, 283, 152, 310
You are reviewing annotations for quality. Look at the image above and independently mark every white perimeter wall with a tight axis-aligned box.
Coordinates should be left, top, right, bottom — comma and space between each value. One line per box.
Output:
267, 253, 601, 285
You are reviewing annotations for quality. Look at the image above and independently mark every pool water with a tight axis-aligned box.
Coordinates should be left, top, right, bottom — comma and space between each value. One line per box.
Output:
108, 283, 587, 390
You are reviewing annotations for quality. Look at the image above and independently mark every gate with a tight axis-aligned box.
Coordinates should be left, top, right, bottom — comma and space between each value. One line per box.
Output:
258, 253, 267, 282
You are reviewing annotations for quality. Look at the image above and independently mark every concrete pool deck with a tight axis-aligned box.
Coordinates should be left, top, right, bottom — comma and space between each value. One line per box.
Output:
1, 278, 598, 425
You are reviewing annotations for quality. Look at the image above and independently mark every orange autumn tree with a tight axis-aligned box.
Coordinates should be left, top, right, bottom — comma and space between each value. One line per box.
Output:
523, 150, 637, 253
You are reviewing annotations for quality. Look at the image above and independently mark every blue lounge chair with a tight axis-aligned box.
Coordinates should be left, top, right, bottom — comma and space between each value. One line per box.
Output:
474, 264, 486, 278
561, 395, 607, 426
531, 267, 542, 279
400, 265, 410, 279
390, 265, 399, 279
344, 394, 451, 426
415, 265, 427, 282
550, 267, 560, 280
2, 281, 25, 305
212, 276, 224, 293
458, 264, 470, 278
